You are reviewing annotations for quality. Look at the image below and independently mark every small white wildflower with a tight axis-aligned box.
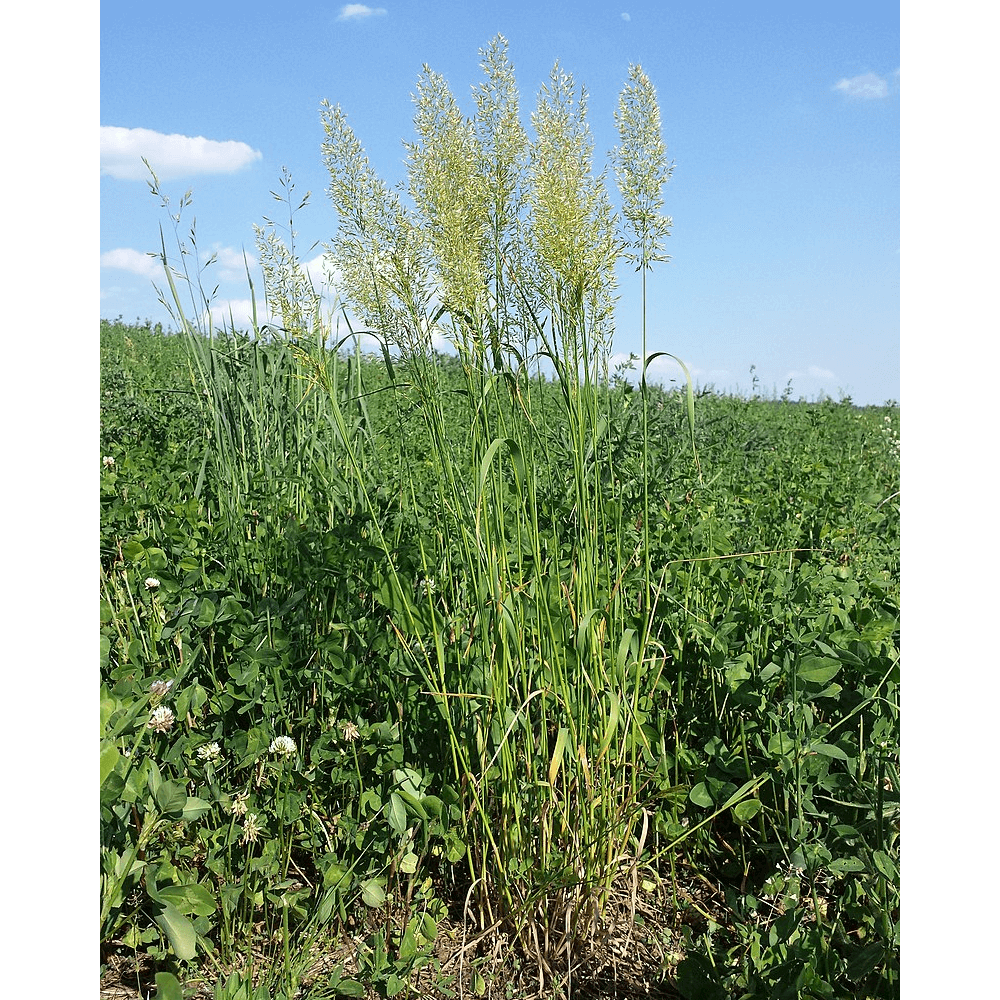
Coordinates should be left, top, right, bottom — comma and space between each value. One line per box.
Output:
149, 679, 174, 699
102, 455, 115, 468
144, 577, 160, 590
269, 735, 296, 758
340, 721, 361, 742
230, 791, 249, 816
197, 742, 222, 762
417, 576, 437, 597
147, 705, 175, 733
241, 813, 263, 844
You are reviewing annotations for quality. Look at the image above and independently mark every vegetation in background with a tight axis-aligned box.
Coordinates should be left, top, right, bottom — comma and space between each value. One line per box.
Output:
101, 35, 899, 1000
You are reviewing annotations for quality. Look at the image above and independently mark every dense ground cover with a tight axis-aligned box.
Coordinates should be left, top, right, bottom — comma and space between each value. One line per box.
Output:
100, 317, 899, 1000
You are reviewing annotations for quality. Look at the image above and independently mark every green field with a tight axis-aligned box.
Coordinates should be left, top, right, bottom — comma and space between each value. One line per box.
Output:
100, 40, 898, 1000
100, 316, 899, 1000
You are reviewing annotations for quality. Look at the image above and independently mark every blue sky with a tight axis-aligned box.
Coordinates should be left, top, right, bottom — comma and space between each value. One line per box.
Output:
100, 1, 899, 404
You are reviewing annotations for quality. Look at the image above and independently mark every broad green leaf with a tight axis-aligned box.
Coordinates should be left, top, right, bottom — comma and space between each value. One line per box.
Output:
689, 782, 713, 808
732, 799, 762, 824
419, 794, 443, 818
101, 770, 126, 805
153, 972, 183, 1000
809, 742, 849, 761
100, 686, 116, 731
399, 851, 419, 875
157, 882, 217, 917
796, 656, 842, 685
334, 981, 366, 998
860, 616, 899, 644
846, 941, 885, 982
828, 857, 865, 876
195, 597, 217, 626
324, 861, 350, 889
181, 796, 212, 822
100, 742, 121, 787
361, 879, 385, 908
444, 830, 466, 863
393, 767, 424, 798
417, 912, 437, 942
872, 850, 897, 881
153, 779, 188, 818
387, 792, 407, 834
122, 539, 145, 562
144, 546, 168, 571
813, 682, 843, 700
152, 900, 197, 961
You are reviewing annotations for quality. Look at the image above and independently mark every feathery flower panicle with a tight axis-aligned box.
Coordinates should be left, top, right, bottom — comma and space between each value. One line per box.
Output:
321, 99, 434, 356
148, 705, 175, 733
144, 577, 160, 591
612, 64, 674, 271
197, 742, 222, 762
406, 65, 490, 336
528, 62, 619, 361
269, 735, 296, 758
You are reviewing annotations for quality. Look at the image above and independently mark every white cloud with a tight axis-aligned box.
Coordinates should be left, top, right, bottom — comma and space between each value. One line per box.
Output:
832, 72, 890, 100
337, 4, 387, 21
100, 126, 262, 181
100, 247, 163, 279
621, 12, 631, 21
208, 245, 258, 281
302, 252, 340, 289
206, 298, 274, 331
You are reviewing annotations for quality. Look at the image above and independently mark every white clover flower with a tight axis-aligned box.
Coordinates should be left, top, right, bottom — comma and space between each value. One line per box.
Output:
340, 721, 361, 742
144, 577, 160, 590
197, 742, 222, 762
241, 813, 262, 844
149, 679, 174, 699
147, 705, 175, 733
417, 576, 437, 597
230, 791, 249, 816
102, 455, 115, 468
269, 735, 296, 758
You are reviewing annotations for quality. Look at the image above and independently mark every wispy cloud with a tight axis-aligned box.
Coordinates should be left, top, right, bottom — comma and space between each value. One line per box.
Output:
832, 71, 892, 100
209, 245, 259, 280
337, 4, 387, 21
206, 298, 269, 331
100, 126, 262, 181
100, 248, 163, 279
621, 12, 631, 21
